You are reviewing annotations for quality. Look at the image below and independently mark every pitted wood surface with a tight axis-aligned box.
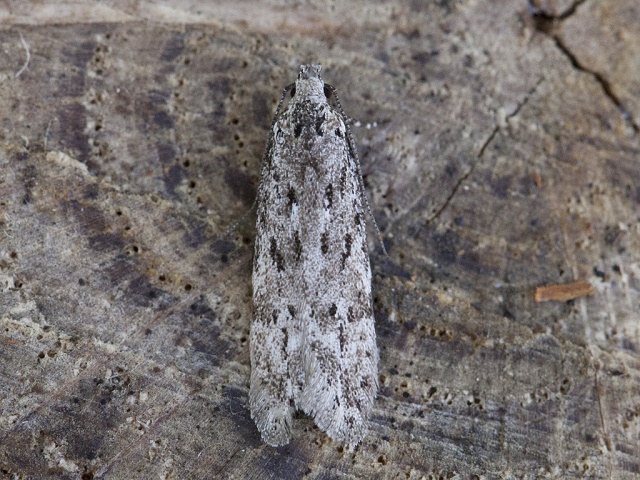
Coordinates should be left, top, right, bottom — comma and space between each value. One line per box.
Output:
1, 1, 638, 478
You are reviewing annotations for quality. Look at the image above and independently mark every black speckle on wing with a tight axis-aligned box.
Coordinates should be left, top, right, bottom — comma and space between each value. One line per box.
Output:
287, 186, 297, 208
321, 232, 329, 255
325, 183, 333, 209
269, 237, 285, 272
293, 230, 302, 262
315, 113, 325, 136
341, 232, 352, 269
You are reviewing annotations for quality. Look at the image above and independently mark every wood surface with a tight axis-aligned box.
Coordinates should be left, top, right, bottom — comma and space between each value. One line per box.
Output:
0, 1, 639, 478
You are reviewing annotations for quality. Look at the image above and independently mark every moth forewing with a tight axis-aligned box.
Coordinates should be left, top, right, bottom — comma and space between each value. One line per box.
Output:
250, 64, 378, 447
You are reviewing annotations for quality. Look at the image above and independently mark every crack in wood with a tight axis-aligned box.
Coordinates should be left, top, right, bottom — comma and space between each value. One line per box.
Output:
528, 0, 639, 132
427, 77, 544, 224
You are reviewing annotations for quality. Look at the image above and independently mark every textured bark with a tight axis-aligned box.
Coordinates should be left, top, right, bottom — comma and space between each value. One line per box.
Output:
0, 1, 639, 478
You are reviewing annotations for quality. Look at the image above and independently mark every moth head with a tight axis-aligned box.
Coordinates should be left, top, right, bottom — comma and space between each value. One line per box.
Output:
298, 64, 322, 81
293, 64, 326, 103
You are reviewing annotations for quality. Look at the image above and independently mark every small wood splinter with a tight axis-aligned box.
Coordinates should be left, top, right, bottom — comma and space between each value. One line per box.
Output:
534, 280, 595, 302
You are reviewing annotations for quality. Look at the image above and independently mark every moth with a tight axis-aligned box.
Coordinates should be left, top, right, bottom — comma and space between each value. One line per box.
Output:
250, 64, 378, 447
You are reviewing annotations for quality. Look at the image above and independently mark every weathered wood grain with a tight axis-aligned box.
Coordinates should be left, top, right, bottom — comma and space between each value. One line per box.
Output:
1, 1, 638, 478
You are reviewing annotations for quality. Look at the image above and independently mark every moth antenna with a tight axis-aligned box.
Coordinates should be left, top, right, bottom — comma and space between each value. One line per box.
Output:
326, 83, 388, 256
